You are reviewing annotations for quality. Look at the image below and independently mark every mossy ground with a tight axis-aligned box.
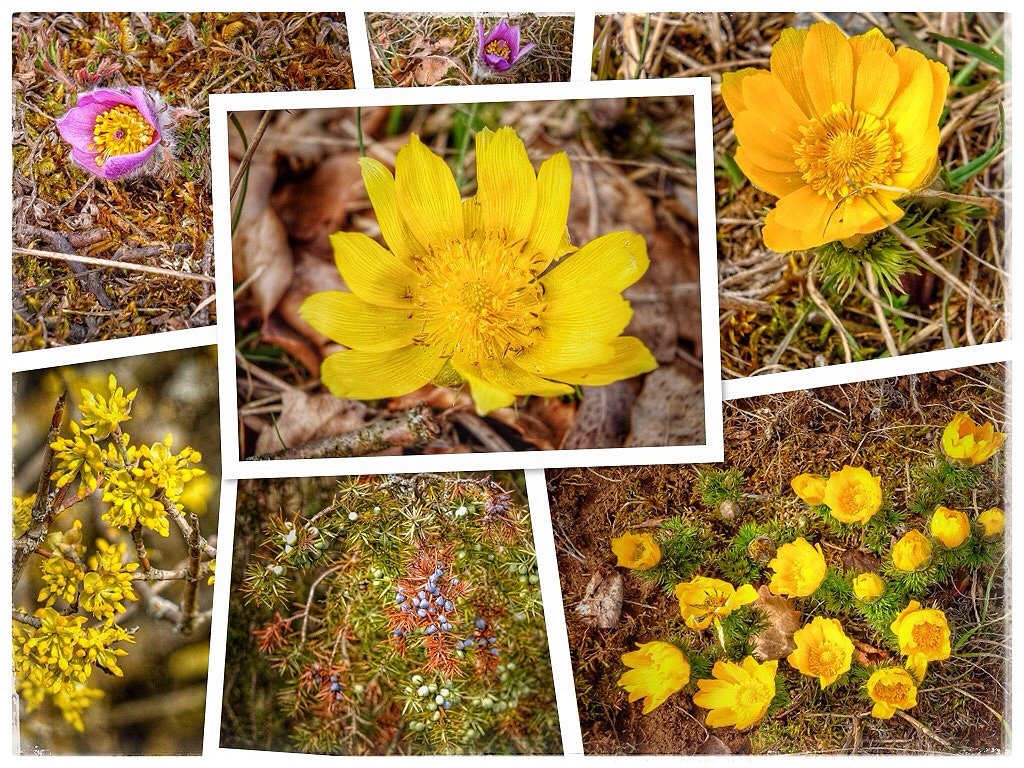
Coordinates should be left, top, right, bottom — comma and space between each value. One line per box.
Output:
549, 364, 1006, 754
12, 12, 353, 349
593, 11, 1006, 377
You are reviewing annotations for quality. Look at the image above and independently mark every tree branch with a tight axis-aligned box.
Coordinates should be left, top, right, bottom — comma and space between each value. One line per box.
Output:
175, 512, 203, 635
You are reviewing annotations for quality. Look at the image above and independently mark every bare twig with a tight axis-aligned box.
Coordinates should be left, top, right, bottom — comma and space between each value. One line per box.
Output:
229, 110, 273, 198
14, 247, 216, 284
863, 264, 900, 357
131, 523, 153, 572
175, 512, 203, 635
165, 499, 218, 560
895, 710, 954, 749
13, 610, 43, 629
250, 404, 442, 460
805, 262, 854, 363
12, 393, 66, 592
21, 226, 114, 309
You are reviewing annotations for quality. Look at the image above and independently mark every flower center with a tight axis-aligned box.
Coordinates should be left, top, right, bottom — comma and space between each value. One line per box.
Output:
484, 39, 512, 60
807, 641, 844, 677
873, 680, 909, 704
737, 679, 771, 707
411, 237, 544, 361
795, 104, 903, 201
911, 622, 943, 652
91, 104, 154, 167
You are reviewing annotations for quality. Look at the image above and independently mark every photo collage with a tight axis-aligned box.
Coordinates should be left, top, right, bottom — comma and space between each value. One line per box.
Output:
3, 4, 1013, 761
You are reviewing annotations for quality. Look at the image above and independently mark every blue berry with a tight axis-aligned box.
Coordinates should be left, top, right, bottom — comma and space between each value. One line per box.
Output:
442, 701, 451, 709
451, 578, 459, 586
489, 648, 500, 656
396, 594, 406, 603
488, 636, 497, 644
463, 639, 475, 648
425, 625, 437, 635
417, 609, 427, 618
418, 591, 426, 600
475, 618, 486, 630
444, 600, 454, 612
330, 682, 342, 692
455, 641, 464, 650
442, 623, 452, 631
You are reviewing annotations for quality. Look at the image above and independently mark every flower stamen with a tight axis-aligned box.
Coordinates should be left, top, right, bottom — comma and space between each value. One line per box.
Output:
90, 104, 154, 167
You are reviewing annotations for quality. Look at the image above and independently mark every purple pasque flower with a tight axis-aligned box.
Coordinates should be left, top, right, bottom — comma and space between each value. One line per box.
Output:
56, 86, 162, 180
477, 19, 534, 73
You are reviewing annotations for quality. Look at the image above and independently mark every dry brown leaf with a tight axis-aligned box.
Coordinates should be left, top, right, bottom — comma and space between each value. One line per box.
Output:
273, 153, 363, 249
853, 639, 890, 667
567, 156, 656, 243
276, 250, 349, 348
230, 158, 278, 279
625, 364, 705, 447
562, 381, 634, 449
258, 315, 321, 379
575, 572, 623, 629
751, 585, 802, 661
254, 388, 372, 455
413, 55, 456, 85
235, 205, 294, 320
388, 384, 471, 412
525, 396, 577, 449
434, 36, 456, 53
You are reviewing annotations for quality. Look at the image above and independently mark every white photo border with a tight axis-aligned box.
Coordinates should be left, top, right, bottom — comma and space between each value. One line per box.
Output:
211, 77, 725, 479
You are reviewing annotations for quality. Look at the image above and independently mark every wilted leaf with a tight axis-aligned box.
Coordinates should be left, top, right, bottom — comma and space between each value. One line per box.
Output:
258, 315, 321, 378
276, 250, 349, 347
562, 381, 634, 449
273, 153, 363, 248
625, 365, 705, 447
575, 572, 623, 629
751, 585, 802, 661
235, 205, 294, 320
413, 55, 457, 85
254, 388, 372, 455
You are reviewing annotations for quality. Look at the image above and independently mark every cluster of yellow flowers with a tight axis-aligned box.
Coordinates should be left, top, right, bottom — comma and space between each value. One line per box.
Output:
610, 412, 1003, 728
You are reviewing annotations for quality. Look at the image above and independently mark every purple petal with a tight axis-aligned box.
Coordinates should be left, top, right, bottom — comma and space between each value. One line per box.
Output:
125, 86, 160, 138
74, 87, 134, 111
69, 145, 103, 175
56, 101, 110, 148
93, 143, 158, 180
511, 41, 535, 64
481, 53, 512, 72
493, 19, 511, 39
505, 24, 522, 53
477, 20, 486, 56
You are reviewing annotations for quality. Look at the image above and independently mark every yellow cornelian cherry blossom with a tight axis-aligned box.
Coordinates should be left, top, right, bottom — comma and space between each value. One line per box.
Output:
721, 21, 949, 251
866, 666, 918, 719
693, 657, 778, 729
941, 412, 1006, 465
977, 508, 1005, 540
787, 616, 854, 688
300, 127, 657, 415
611, 532, 661, 570
822, 465, 882, 524
768, 538, 827, 598
891, 600, 950, 678
852, 572, 886, 603
929, 505, 970, 549
674, 575, 759, 631
791, 473, 827, 505
617, 641, 691, 714
891, 530, 932, 572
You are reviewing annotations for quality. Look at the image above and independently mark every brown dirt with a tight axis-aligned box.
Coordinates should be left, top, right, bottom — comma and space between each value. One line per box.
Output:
548, 364, 1007, 754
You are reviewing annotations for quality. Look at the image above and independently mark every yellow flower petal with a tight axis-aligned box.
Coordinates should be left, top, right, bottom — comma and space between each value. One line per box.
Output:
462, 196, 483, 238
476, 126, 538, 245
733, 111, 803, 174
465, 355, 575, 399
357, 156, 421, 263
853, 49, 900, 116
886, 48, 942, 145
320, 345, 443, 400
551, 337, 657, 386
848, 27, 896, 66
768, 27, 814, 117
543, 231, 649, 294
525, 151, 572, 264
299, 291, 419, 352
734, 146, 805, 198
454, 365, 516, 415
803, 21, 854, 117
740, 67, 807, 142
394, 133, 463, 251
330, 232, 421, 309
720, 67, 761, 115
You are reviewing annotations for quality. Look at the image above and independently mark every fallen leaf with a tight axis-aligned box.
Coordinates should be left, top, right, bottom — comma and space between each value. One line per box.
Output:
276, 250, 349, 347
575, 572, 623, 629
525, 396, 577, 450
234, 205, 294, 320
273, 153, 363, 248
751, 585, 802, 661
258, 315, 321, 378
852, 639, 890, 667
562, 381, 635, 449
625, 364, 705, 447
413, 55, 457, 85
254, 388, 372, 455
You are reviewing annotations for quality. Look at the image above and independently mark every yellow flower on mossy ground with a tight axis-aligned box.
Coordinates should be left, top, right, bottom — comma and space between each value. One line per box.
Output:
674, 576, 759, 630
300, 127, 657, 415
693, 657, 778, 729
787, 616, 854, 688
791, 473, 827, 505
611, 532, 661, 570
929, 505, 970, 549
942, 412, 1005, 465
768, 538, 827, 597
866, 666, 918, 719
891, 530, 932, 572
822, 466, 882, 524
617, 641, 691, 714
977, 507, 1005, 540
891, 600, 950, 678
721, 20, 948, 252
852, 572, 886, 603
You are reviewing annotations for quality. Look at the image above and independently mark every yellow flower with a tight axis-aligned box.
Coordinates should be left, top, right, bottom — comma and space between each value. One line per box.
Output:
101, 468, 169, 536
977, 507, 1005, 540
299, 127, 657, 416
721, 21, 948, 252
693, 657, 778, 729
791, 473, 827, 505
611, 532, 661, 570
891, 530, 932, 572
13, 493, 36, 537
768, 538, 827, 597
866, 666, 918, 719
891, 600, 950, 677
942, 412, 1005, 465
929, 505, 970, 549
134, 434, 205, 502
787, 616, 854, 688
617, 641, 691, 714
852, 572, 886, 603
80, 539, 139, 623
79, 374, 137, 438
50, 421, 107, 495
822, 466, 882, 524
674, 576, 759, 630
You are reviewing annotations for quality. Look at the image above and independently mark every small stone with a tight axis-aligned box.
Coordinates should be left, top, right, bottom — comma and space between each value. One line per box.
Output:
719, 499, 742, 521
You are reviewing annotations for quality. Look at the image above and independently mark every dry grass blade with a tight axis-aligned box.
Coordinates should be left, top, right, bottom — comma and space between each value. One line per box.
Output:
15, 247, 217, 284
